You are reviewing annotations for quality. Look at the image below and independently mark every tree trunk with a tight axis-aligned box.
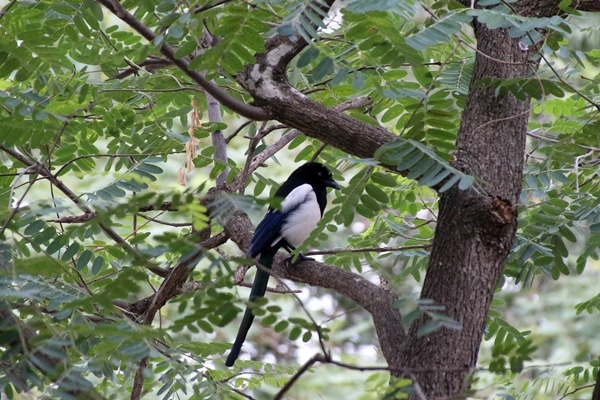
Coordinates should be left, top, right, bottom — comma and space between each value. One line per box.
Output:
232, 1, 600, 397
396, 11, 539, 400
98, 0, 596, 397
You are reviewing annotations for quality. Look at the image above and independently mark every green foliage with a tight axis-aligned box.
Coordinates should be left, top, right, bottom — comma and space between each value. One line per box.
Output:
1, 0, 600, 399
406, 11, 473, 50
190, 4, 269, 75
438, 56, 475, 95
273, 0, 330, 43
468, 7, 571, 43
486, 313, 537, 374
399, 298, 462, 337
375, 138, 475, 192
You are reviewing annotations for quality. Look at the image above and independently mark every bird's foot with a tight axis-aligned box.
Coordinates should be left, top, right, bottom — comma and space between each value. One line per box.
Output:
286, 253, 314, 266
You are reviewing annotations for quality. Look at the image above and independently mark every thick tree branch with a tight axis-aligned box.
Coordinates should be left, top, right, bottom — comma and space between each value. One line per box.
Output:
238, 35, 397, 163
220, 201, 404, 368
96, 0, 410, 179
230, 96, 374, 192
397, 4, 551, 397
220, 0, 400, 166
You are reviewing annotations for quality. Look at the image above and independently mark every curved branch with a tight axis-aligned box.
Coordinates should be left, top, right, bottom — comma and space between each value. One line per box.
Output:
230, 96, 374, 192
220, 204, 404, 368
99, 0, 397, 166
234, 1, 398, 164
95, 0, 271, 121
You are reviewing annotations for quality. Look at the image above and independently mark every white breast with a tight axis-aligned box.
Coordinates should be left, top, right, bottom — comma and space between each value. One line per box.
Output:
275, 184, 321, 248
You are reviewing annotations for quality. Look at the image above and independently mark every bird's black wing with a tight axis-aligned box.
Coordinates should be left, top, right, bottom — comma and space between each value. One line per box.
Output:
248, 210, 285, 257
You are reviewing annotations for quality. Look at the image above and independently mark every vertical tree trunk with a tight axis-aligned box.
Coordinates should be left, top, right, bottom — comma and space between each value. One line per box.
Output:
593, 371, 600, 400
396, 21, 535, 398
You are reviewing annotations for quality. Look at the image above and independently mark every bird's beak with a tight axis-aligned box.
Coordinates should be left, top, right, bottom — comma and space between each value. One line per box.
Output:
325, 178, 340, 190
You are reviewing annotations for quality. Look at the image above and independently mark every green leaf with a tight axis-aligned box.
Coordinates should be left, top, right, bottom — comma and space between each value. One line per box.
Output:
458, 175, 474, 190
416, 320, 443, 337
289, 326, 302, 341
396, 149, 425, 171
274, 320, 289, 332
365, 183, 389, 203
438, 174, 461, 193
360, 194, 381, 212
91, 256, 104, 275
14, 256, 67, 277
76, 250, 93, 271
406, 13, 473, 50
346, 0, 409, 13
197, 319, 215, 333
174, 40, 198, 59
312, 57, 334, 81
24, 220, 46, 236
370, 171, 397, 187
262, 314, 277, 326
61, 242, 80, 261
297, 46, 320, 68
46, 235, 68, 255
302, 330, 312, 342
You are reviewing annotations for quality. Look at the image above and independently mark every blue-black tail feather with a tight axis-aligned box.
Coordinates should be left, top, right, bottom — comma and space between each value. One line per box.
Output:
225, 249, 276, 367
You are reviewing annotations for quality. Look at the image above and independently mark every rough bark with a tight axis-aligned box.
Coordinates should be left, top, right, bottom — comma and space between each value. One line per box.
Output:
593, 370, 600, 400
96, 0, 600, 398
238, 34, 397, 160
396, 1, 586, 397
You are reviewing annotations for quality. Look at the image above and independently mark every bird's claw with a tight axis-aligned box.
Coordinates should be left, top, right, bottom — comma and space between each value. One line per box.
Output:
286, 253, 314, 266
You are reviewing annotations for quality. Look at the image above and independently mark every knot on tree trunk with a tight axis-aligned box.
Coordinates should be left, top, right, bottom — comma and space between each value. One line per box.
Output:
490, 196, 517, 225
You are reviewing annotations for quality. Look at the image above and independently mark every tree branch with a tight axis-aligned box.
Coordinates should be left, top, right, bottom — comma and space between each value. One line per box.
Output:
0, 145, 147, 262
220, 201, 404, 368
305, 244, 431, 256
238, 34, 397, 163
109, 56, 172, 80
201, 24, 229, 186
0, 302, 103, 399
273, 353, 324, 400
230, 96, 374, 192
95, 0, 271, 121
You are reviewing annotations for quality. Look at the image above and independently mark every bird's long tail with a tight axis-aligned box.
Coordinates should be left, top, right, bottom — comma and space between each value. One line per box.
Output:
225, 250, 276, 367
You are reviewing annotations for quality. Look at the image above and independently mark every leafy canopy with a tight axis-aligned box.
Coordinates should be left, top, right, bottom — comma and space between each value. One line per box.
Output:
0, 0, 600, 399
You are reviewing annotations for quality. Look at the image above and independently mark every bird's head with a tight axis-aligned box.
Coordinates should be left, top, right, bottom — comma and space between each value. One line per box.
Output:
291, 162, 340, 190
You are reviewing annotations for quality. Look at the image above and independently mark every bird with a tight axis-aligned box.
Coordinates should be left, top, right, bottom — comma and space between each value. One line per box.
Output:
225, 162, 340, 367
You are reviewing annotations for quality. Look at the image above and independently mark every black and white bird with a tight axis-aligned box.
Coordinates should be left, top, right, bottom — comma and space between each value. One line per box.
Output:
225, 162, 340, 367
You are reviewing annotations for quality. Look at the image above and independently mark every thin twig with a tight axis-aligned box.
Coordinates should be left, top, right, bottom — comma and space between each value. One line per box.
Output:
131, 356, 148, 400
559, 383, 595, 400
527, 130, 600, 152
96, 0, 270, 121
273, 354, 325, 400
225, 120, 254, 144
194, 0, 232, 14
305, 244, 431, 256
136, 213, 192, 227
0, 145, 161, 268
233, 272, 303, 294
273, 354, 437, 400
